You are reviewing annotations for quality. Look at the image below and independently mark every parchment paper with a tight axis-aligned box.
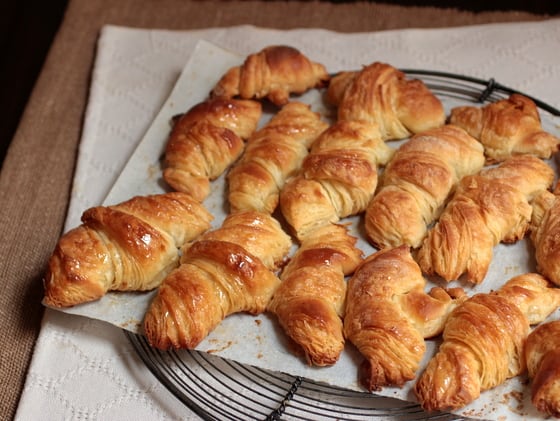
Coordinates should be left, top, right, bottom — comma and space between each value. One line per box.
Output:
52, 39, 560, 420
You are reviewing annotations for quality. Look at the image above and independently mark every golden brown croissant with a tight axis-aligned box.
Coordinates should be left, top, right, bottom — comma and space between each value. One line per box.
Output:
211, 45, 330, 106
530, 187, 560, 286
227, 101, 328, 213
343, 245, 466, 391
144, 210, 292, 350
279, 119, 393, 240
43, 192, 213, 308
333, 62, 445, 140
415, 273, 560, 412
449, 93, 559, 163
364, 125, 485, 249
416, 155, 554, 284
267, 223, 363, 366
163, 97, 262, 201
525, 320, 560, 417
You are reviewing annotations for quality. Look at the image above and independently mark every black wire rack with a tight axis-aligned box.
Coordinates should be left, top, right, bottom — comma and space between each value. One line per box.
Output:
125, 70, 560, 421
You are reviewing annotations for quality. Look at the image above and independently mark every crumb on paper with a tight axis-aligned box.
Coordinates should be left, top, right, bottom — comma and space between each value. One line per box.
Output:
503, 265, 520, 275
254, 319, 262, 327
501, 389, 526, 414
147, 163, 160, 181
206, 340, 234, 354
119, 319, 142, 330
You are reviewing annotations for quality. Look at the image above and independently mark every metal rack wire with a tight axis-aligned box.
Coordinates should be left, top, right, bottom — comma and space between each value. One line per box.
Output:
125, 70, 560, 420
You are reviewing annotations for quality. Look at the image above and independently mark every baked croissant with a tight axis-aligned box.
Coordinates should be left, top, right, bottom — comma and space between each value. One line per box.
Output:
530, 186, 560, 286
163, 97, 262, 201
227, 101, 328, 213
449, 93, 559, 163
267, 223, 363, 366
364, 125, 485, 249
343, 245, 466, 391
525, 320, 560, 418
43, 192, 213, 308
211, 45, 330, 106
333, 62, 445, 140
415, 273, 560, 412
144, 210, 292, 350
279, 119, 393, 240
416, 155, 554, 284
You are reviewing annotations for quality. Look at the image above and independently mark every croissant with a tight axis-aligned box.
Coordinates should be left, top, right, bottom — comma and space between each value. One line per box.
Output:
334, 62, 445, 140
530, 187, 560, 286
364, 125, 485, 249
343, 245, 466, 391
449, 93, 559, 163
415, 273, 560, 412
525, 320, 560, 417
416, 155, 554, 284
144, 210, 292, 350
267, 223, 363, 366
279, 119, 394, 240
163, 97, 262, 201
43, 192, 213, 308
211, 45, 330, 106
227, 101, 328, 213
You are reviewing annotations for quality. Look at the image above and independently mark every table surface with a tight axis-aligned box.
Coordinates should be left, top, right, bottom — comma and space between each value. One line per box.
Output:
1, 0, 558, 419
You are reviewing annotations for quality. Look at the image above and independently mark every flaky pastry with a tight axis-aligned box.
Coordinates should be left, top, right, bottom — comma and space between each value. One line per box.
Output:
332, 62, 445, 140
364, 124, 485, 249
144, 211, 291, 350
449, 93, 559, 163
344, 246, 466, 391
211, 45, 329, 106
268, 223, 363, 366
43, 192, 213, 307
415, 273, 560, 412
163, 97, 262, 201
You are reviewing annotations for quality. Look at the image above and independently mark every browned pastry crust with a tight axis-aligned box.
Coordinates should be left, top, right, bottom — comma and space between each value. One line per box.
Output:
267, 223, 363, 366
416, 155, 554, 284
211, 45, 330, 106
43, 192, 213, 308
163, 97, 262, 201
415, 273, 560, 412
227, 101, 328, 213
333, 62, 445, 140
525, 320, 560, 418
364, 125, 485, 249
343, 245, 466, 391
279, 119, 393, 240
449, 93, 559, 163
144, 211, 292, 350
530, 188, 560, 286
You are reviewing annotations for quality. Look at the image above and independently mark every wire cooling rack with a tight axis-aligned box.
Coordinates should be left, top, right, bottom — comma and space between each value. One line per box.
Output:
125, 70, 560, 420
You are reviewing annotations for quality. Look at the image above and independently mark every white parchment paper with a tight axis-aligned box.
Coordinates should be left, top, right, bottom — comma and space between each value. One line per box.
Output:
53, 39, 560, 420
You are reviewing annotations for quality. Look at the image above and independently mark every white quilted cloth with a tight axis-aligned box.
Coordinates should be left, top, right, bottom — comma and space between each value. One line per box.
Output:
16, 21, 560, 420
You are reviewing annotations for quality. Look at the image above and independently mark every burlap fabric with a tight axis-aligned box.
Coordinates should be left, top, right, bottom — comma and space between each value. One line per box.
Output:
0, 0, 553, 418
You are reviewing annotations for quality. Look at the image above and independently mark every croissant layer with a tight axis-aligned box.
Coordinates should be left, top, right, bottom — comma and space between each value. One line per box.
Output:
416, 155, 554, 284
144, 211, 291, 350
333, 62, 445, 140
525, 320, 560, 417
268, 223, 363, 365
163, 97, 262, 200
211, 45, 329, 106
365, 124, 485, 249
43, 192, 213, 307
344, 245, 465, 391
449, 93, 559, 162
280, 119, 393, 240
228, 101, 328, 213
415, 273, 560, 411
